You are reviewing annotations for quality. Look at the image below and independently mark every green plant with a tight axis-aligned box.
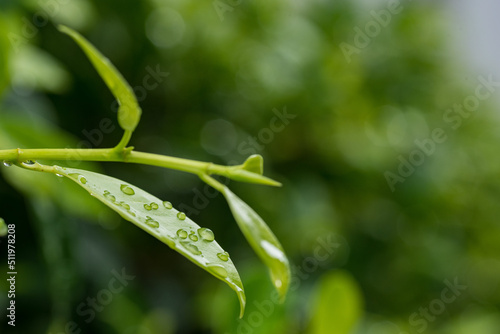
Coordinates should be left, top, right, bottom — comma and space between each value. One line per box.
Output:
0, 25, 290, 318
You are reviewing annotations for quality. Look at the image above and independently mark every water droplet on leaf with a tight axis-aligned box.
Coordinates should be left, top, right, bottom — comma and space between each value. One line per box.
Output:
118, 202, 131, 210
217, 252, 230, 262
177, 212, 186, 220
177, 229, 188, 239
120, 184, 135, 195
144, 202, 158, 211
68, 173, 79, 180
145, 216, 159, 228
189, 232, 198, 242
3, 161, 12, 167
69, 173, 88, 184
207, 264, 228, 279
180, 241, 202, 255
163, 201, 172, 209
56, 173, 63, 177
104, 190, 116, 203
198, 228, 215, 242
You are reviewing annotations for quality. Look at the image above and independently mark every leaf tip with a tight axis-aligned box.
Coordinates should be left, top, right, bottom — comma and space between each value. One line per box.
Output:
267, 179, 283, 187
57, 24, 74, 36
237, 289, 246, 319
270, 256, 291, 302
227, 169, 282, 187
275, 274, 290, 303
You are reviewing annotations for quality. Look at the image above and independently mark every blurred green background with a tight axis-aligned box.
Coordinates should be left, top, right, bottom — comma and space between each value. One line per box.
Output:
1, 0, 500, 333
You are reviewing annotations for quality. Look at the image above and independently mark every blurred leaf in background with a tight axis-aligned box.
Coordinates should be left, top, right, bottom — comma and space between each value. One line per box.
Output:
308, 271, 363, 334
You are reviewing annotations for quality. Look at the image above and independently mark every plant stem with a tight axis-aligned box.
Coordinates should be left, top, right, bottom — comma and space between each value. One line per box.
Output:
114, 130, 133, 153
0, 147, 226, 175
0, 147, 281, 186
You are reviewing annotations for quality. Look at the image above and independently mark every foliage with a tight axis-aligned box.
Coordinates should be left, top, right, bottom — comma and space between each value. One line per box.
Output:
1, 25, 291, 319
1, 0, 500, 334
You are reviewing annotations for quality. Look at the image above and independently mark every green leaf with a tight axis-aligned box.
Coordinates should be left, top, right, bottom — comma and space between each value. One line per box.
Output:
11, 45, 71, 94
0, 15, 11, 97
53, 166, 246, 317
224, 154, 281, 187
308, 271, 363, 334
227, 169, 282, 187
0, 218, 6, 236
58, 25, 142, 132
221, 187, 290, 300
241, 154, 264, 175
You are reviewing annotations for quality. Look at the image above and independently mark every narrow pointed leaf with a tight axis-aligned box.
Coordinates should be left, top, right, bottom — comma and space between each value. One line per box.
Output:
58, 25, 141, 132
222, 187, 290, 300
54, 166, 246, 317
227, 169, 282, 187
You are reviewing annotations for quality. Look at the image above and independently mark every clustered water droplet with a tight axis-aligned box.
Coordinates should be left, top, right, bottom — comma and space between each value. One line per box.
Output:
177, 212, 186, 220
120, 184, 135, 195
163, 201, 172, 209
180, 241, 202, 255
116, 200, 133, 216
207, 264, 228, 279
144, 202, 159, 211
177, 229, 188, 239
104, 190, 116, 203
118, 202, 131, 210
188, 231, 198, 242
145, 216, 159, 228
198, 228, 215, 242
217, 252, 230, 262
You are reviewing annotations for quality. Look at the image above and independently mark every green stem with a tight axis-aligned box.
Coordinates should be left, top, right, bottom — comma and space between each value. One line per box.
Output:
0, 148, 224, 176
0, 148, 281, 186
114, 130, 133, 153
